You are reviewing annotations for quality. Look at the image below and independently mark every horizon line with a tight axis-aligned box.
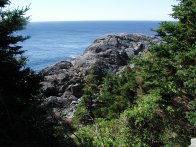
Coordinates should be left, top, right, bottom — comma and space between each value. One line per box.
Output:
30, 19, 178, 23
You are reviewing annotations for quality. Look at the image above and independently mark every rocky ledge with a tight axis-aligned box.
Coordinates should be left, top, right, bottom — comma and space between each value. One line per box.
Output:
41, 33, 159, 118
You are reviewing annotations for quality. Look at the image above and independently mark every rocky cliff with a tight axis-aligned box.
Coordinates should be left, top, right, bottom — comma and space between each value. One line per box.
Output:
41, 33, 159, 118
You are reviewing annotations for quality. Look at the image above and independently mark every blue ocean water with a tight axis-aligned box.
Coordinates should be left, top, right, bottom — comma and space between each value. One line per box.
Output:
20, 21, 160, 70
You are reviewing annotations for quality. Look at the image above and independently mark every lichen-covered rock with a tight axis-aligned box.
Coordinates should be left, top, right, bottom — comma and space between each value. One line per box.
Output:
41, 33, 159, 119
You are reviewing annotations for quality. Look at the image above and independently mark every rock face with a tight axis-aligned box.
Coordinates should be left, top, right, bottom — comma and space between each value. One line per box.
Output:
72, 33, 157, 75
41, 33, 158, 118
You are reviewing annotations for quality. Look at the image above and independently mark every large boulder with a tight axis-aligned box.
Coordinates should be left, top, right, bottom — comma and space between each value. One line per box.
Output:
41, 33, 159, 119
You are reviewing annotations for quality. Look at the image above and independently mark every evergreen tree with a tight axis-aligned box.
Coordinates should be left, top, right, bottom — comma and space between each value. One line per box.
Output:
0, 1, 59, 146
125, 0, 196, 145
94, 70, 137, 119
74, 70, 100, 124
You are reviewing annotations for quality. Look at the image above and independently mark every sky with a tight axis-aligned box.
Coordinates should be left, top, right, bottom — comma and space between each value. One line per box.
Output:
10, 0, 179, 22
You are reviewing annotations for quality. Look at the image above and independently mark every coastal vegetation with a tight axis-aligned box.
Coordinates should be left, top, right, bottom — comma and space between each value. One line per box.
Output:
0, 0, 62, 146
73, 0, 196, 146
0, 0, 195, 146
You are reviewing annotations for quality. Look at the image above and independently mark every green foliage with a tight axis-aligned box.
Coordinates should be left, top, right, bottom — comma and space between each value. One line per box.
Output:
74, 70, 100, 124
186, 100, 196, 125
120, 0, 196, 145
73, 0, 196, 146
121, 90, 162, 146
122, 90, 161, 123
0, 1, 60, 146
75, 118, 131, 147
121, 89, 191, 146
74, 69, 138, 122
93, 70, 137, 119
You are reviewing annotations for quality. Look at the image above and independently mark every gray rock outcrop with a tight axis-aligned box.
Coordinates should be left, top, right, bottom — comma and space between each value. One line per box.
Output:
41, 33, 159, 119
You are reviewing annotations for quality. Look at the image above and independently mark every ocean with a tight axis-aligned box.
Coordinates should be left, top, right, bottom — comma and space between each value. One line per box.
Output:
19, 21, 160, 70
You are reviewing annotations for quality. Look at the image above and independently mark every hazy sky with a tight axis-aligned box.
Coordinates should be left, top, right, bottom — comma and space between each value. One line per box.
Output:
10, 0, 179, 22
